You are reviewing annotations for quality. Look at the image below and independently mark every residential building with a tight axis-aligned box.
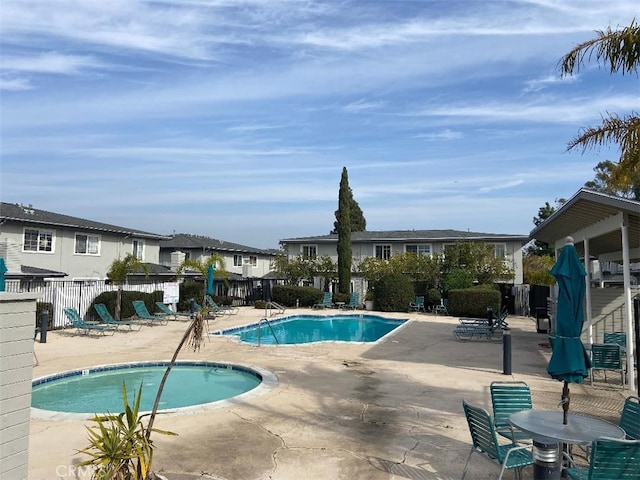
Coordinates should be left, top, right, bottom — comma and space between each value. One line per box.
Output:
280, 229, 528, 294
0, 202, 169, 282
159, 233, 277, 279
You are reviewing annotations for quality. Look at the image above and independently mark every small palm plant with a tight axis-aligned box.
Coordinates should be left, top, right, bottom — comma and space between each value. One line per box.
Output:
79, 383, 176, 480
107, 254, 149, 320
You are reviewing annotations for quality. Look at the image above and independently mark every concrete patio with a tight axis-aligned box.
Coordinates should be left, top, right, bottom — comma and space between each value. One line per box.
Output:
29, 308, 632, 480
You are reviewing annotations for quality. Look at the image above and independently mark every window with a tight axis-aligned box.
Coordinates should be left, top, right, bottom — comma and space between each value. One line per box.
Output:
302, 245, 317, 259
75, 233, 100, 255
374, 244, 391, 260
406, 244, 432, 256
494, 244, 506, 259
23, 228, 54, 252
234, 254, 243, 267
243, 255, 257, 267
132, 239, 144, 260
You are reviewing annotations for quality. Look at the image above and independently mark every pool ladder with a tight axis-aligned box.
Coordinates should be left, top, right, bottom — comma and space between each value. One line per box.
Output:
265, 301, 286, 317
257, 317, 280, 346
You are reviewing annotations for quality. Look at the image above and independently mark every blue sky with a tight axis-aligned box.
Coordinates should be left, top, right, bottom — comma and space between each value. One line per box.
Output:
1, 1, 638, 249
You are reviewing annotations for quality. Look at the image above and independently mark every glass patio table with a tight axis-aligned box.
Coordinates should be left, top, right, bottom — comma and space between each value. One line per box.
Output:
510, 410, 626, 480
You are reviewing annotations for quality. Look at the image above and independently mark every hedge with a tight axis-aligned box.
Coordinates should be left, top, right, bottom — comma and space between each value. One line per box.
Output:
447, 287, 501, 318
273, 284, 324, 307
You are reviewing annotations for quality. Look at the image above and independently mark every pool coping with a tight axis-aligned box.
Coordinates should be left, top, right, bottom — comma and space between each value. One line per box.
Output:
31, 360, 278, 422
209, 313, 411, 346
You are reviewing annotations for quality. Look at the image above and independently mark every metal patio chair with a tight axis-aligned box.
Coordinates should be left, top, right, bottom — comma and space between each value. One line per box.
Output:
563, 437, 640, 479
490, 381, 533, 443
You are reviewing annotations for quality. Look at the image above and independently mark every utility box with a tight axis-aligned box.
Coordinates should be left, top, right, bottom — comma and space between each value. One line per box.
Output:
535, 307, 549, 334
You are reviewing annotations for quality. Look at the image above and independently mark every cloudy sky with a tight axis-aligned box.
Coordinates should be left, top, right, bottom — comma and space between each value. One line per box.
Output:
1, 1, 637, 249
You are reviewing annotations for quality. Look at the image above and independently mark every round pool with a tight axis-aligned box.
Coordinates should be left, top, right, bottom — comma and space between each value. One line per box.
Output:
31, 361, 277, 420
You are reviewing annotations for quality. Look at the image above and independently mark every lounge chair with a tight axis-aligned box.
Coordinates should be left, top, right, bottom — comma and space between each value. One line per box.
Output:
341, 292, 360, 310
155, 302, 191, 321
205, 295, 239, 315
132, 300, 169, 325
453, 316, 505, 341
94, 303, 141, 331
409, 295, 425, 312
434, 298, 449, 315
313, 292, 333, 309
63, 307, 115, 336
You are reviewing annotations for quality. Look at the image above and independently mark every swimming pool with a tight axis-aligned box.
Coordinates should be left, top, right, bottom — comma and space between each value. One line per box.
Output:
213, 314, 407, 345
31, 361, 277, 420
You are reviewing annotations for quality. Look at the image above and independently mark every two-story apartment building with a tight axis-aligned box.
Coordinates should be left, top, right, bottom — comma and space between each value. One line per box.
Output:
0, 202, 169, 282
280, 229, 528, 296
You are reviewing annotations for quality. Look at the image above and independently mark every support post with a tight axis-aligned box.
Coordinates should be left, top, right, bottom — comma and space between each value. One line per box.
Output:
502, 327, 511, 375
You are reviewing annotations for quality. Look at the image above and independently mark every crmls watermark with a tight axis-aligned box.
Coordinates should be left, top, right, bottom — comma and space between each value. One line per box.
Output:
55, 463, 93, 479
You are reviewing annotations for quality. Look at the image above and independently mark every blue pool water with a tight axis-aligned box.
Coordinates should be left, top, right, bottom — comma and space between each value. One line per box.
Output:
214, 314, 406, 345
32, 361, 264, 415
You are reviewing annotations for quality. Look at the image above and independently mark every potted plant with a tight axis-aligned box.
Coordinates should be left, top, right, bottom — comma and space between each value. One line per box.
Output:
364, 290, 374, 311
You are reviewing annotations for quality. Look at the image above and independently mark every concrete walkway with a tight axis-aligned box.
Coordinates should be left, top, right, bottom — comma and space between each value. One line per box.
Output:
30, 308, 633, 480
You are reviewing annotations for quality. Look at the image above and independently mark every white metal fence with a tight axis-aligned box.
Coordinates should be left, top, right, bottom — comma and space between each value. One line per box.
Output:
5, 279, 166, 329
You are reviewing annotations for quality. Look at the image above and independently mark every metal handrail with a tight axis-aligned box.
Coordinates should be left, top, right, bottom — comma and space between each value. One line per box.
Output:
264, 301, 285, 317
257, 317, 280, 346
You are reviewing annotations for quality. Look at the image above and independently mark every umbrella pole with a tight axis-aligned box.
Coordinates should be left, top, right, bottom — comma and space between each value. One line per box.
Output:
562, 381, 570, 425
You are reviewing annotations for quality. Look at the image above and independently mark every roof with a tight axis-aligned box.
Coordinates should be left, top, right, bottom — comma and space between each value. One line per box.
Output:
0, 202, 169, 240
5, 265, 67, 279
281, 229, 529, 244
529, 188, 640, 260
160, 233, 277, 255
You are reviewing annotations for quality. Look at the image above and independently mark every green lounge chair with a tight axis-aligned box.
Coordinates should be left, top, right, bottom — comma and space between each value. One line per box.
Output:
409, 295, 425, 312
205, 295, 239, 315
132, 300, 168, 325
341, 292, 360, 310
461, 400, 533, 480
63, 308, 114, 336
155, 302, 191, 321
94, 303, 141, 331
313, 292, 333, 309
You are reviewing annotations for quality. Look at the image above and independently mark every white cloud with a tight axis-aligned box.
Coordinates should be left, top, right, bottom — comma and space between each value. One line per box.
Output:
414, 129, 463, 140
0, 77, 32, 91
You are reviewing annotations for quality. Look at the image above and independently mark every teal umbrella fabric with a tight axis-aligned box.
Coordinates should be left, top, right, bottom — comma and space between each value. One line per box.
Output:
206, 264, 215, 296
547, 238, 591, 423
0, 257, 7, 292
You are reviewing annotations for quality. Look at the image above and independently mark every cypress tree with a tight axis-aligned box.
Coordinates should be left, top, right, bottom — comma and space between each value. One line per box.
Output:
336, 167, 352, 294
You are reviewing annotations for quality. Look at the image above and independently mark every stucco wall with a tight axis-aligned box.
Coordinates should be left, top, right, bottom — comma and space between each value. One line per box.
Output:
0, 292, 39, 480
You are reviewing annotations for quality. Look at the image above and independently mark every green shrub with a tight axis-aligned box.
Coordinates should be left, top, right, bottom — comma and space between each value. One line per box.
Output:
448, 287, 500, 317
273, 284, 324, 307
443, 269, 474, 293
373, 273, 414, 312
426, 288, 441, 308
332, 292, 350, 304
178, 282, 203, 311
254, 300, 267, 309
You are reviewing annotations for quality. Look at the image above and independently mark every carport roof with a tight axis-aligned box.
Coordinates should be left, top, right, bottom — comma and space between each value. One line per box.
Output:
529, 188, 640, 260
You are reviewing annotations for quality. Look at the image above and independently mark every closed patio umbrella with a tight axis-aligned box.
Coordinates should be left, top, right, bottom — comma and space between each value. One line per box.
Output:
547, 237, 591, 424
0, 257, 7, 292
206, 264, 215, 296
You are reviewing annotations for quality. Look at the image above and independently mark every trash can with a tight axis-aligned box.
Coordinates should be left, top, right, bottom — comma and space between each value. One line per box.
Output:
535, 307, 549, 334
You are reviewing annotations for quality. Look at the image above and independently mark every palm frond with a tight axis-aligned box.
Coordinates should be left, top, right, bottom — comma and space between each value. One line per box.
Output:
560, 20, 640, 76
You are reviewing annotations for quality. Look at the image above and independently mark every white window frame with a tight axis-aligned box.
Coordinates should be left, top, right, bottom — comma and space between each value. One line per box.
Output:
233, 254, 243, 267
23, 227, 55, 253
374, 244, 392, 260
301, 244, 317, 259
243, 255, 258, 267
405, 244, 432, 257
494, 243, 507, 259
74, 233, 100, 255
132, 239, 144, 260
